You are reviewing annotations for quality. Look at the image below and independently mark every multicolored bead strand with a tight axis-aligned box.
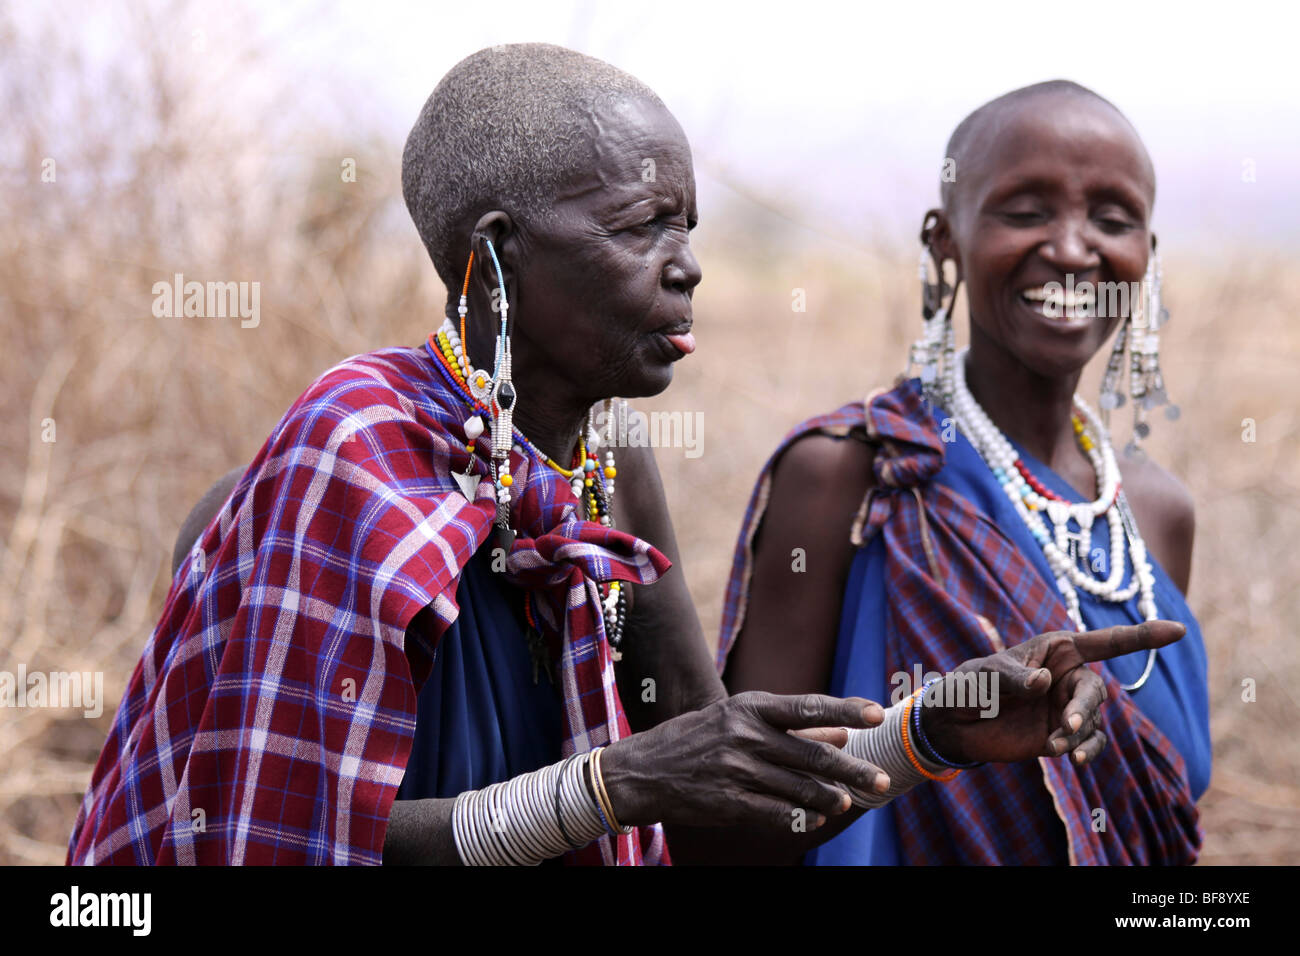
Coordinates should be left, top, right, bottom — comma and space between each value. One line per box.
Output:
431, 314, 629, 660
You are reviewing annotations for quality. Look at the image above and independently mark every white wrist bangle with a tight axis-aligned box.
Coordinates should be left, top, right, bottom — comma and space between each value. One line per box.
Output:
841, 701, 952, 809
452, 752, 609, 866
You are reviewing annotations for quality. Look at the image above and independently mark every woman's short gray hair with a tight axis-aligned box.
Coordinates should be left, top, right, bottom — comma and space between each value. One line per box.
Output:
402, 43, 662, 294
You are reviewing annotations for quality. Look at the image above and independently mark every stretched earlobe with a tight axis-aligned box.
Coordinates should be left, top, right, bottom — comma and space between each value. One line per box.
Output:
921, 208, 961, 276
469, 211, 516, 299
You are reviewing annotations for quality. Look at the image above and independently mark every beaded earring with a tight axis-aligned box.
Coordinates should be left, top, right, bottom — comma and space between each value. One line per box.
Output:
907, 229, 960, 410
442, 252, 487, 502
481, 239, 519, 547
1099, 238, 1179, 457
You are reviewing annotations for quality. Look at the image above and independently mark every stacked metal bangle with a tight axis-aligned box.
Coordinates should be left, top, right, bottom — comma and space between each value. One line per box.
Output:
451, 750, 611, 865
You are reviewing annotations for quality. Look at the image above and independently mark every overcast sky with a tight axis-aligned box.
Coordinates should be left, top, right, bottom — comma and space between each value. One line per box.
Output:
308, 0, 1300, 250
30, 0, 1300, 251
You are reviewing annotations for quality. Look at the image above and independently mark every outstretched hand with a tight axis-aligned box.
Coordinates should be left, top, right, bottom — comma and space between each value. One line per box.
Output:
920, 621, 1186, 767
602, 691, 890, 831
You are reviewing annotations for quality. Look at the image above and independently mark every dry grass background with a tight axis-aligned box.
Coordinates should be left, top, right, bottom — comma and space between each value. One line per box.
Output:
2, 4, 1297, 865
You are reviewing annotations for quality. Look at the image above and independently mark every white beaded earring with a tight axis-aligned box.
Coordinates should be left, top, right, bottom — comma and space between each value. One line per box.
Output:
907, 225, 960, 409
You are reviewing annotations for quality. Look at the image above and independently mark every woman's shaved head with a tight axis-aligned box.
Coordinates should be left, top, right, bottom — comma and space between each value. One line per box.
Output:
402, 43, 664, 293
941, 80, 1154, 216
927, 79, 1158, 380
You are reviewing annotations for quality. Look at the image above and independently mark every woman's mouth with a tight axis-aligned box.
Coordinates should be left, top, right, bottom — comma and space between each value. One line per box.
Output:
653, 324, 696, 357
1019, 284, 1096, 322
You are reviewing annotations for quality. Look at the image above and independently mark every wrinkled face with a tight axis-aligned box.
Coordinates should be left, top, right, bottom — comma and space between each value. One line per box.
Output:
942, 95, 1155, 378
512, 96, 701, 400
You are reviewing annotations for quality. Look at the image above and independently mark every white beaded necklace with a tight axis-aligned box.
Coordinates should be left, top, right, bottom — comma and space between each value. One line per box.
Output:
945, 350, 1159, 691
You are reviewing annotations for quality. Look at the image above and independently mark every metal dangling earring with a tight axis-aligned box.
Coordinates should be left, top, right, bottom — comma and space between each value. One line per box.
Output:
906, 229, 944, 398
1121, 239, 1179, 458
1098, 316, 1128, 428
484, 239, 518, 548
908, 247, 940, 387
907, 240, 960, 409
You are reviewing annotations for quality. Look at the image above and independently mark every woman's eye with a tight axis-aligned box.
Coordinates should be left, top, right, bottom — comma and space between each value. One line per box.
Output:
1096, 216, 1135, 233
1002, 210, 1044, 225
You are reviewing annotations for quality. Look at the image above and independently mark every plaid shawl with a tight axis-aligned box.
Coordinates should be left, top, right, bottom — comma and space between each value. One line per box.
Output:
717, 379, 1201, 864
68, 344, 670, 866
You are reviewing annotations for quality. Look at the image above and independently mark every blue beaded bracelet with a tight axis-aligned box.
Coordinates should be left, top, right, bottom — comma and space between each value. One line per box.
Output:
914, 677, 983, 769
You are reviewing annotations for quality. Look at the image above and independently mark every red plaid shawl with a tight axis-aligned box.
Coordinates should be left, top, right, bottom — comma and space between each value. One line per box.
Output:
68, 344, 670, 865
717, 380, 1201, 864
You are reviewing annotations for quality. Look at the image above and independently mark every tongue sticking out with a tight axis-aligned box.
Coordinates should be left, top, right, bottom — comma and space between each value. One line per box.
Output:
663, 331, 696, 355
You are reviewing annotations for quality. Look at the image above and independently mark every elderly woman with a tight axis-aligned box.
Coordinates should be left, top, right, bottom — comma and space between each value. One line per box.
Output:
67, 53, 1180, 866
719, 81, 1209, 865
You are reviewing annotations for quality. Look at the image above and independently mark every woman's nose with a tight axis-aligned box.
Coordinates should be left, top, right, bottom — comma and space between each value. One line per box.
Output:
1040, 215, 1100, 274
663, 246, 702, 294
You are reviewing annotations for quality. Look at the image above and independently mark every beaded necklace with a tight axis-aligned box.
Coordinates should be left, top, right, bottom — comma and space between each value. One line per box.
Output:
428, 317, 630, 661
946, 349, 1158, 691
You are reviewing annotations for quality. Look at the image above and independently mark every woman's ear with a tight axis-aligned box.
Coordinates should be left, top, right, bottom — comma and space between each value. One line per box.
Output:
922, 208, 961, 280
469, 211, 518, 309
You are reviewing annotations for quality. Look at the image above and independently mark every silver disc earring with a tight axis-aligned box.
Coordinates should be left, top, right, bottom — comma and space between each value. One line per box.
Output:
1121, 242, 1179, 458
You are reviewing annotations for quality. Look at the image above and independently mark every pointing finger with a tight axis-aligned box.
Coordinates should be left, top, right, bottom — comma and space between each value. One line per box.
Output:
1073, 621, 1186, 664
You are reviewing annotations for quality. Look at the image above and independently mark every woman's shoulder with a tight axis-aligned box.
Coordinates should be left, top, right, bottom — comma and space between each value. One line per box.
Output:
272, 346, 443, 447
1116, 451, 1196, 592
302, 346, 436, 414
762, 428, 877, 553
1117, 451, 1195, 528
771, 429, 875, 497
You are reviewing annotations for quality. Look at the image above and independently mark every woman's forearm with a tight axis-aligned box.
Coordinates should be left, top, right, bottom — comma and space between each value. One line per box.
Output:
383, 797, 460, 865
385, 752, 614, 866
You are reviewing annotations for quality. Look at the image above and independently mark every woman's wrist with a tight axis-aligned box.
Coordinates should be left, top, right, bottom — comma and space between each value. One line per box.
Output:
916, 679, 982, 768
596, 736, 650, 827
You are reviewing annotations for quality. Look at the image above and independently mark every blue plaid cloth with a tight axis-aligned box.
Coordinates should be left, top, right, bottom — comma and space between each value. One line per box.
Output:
718, 378, 1202, 864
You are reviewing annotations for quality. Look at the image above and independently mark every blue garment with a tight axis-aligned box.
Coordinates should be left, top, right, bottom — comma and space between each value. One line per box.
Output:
397, 543, 564, 801
808, 416, 1210, 866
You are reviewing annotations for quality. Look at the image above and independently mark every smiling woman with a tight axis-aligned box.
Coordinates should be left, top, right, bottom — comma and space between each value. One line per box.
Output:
719, 80, 1209, 865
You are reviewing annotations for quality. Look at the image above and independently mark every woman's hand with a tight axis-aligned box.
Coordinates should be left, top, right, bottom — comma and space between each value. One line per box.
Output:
601, 692, 888, 831
920, 620, 1187, 767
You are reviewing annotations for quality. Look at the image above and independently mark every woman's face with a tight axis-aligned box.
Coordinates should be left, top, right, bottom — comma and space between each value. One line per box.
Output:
509, 96, 701, 401
939, 95, 1155, 379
